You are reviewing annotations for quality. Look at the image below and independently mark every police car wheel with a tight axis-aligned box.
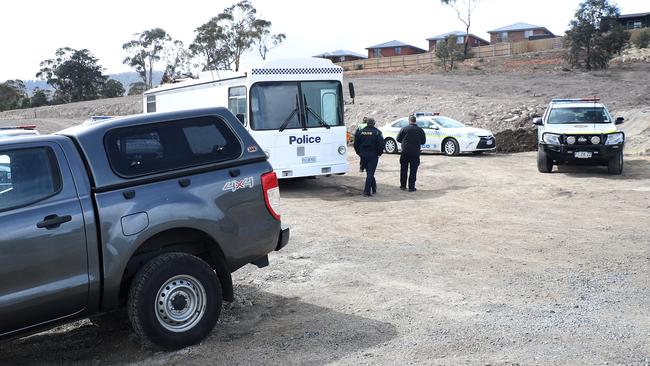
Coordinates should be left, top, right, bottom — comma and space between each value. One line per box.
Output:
384, 138, 398, 154
443, 138, 459, 156
537, 147, 553, 173
607, 151, 623, 175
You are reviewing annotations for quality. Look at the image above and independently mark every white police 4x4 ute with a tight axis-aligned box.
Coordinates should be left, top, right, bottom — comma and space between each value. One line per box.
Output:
534, 98, 625, 174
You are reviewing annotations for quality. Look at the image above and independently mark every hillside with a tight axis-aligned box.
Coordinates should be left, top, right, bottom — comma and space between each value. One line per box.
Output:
1, 52, 649, 154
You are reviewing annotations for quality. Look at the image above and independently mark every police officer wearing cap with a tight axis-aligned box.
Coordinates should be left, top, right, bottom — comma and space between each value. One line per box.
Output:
354, 118, 384, 197
396, 115, 426, 192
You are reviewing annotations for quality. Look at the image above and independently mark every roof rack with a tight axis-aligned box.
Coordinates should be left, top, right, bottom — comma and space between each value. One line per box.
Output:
0, 125, 37, 130
551, 97, 600, 103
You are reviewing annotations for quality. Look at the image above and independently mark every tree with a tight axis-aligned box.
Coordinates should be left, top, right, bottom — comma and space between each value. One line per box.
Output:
30, 88, 50, 107
440, 0, 480, 57
190, 18, 231, 71
127, 81, 147, 96
36, 48, 107, 103
101, 79, 125, 98
435, 35, 465, 71
565, 0, 629, 70
190, 0, 284, 71
252, 19, 286, 60
161, 40, 196, 83
123, 28, 171, 90
0, 80, 29, 111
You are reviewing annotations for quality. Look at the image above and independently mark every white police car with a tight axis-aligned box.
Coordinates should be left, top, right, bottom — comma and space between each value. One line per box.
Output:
533, 98, 625, 174
0, 125, 40, 139
379, 114, 496, 156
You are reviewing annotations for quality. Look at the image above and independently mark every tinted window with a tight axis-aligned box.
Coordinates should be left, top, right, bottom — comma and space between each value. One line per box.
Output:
228, 86, 247, 125
146, 95, 156, 113
548, 107, 610, 124
0, 147, 61, 211
392, 119, 407, 128
105, 116, 241, 178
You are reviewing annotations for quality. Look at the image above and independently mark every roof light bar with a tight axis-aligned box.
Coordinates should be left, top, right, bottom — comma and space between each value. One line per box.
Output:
551, 97, 601, 103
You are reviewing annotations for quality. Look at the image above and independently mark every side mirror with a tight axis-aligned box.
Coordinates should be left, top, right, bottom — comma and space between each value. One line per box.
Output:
615, 117, 624, 125
236, 113, 245, 125
532, 117, 543, 126
348, 82, 355, 104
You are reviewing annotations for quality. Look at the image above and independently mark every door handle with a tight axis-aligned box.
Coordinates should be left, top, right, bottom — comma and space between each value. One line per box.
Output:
37, 214, 72, 229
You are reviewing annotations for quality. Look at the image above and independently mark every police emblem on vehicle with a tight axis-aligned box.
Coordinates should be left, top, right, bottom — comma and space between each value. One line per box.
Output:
223, 177, 254, 192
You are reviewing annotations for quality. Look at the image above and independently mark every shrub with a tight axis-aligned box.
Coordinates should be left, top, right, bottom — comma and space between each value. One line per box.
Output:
634, 30, 650, 49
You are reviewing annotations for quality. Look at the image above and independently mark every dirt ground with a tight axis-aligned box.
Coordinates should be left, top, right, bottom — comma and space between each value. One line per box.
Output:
1, 152, 649, 365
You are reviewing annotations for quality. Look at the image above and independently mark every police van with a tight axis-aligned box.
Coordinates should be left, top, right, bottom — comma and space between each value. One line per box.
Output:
533, 98, 625, 174
143, 58, 349, 179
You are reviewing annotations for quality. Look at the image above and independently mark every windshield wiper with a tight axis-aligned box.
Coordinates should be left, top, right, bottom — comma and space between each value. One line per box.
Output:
303, 94, 330, 129
279, 94, 300, 132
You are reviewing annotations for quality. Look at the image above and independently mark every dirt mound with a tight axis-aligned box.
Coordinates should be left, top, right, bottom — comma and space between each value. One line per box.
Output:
494, 128, 538, 153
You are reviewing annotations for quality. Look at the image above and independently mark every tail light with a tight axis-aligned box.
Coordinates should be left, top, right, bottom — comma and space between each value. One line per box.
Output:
261, 171, 281, 220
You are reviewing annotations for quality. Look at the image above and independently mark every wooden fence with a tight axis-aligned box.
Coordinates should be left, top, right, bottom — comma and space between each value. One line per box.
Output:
338, 37, 565, 71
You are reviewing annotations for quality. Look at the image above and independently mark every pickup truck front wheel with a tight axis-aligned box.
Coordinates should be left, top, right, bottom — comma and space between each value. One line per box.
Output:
128, 252, 222, 350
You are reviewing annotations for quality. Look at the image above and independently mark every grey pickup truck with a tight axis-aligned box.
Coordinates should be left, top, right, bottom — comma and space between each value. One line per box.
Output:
0, 107, 289, 349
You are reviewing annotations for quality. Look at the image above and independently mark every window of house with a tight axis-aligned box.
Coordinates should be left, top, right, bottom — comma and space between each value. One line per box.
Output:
228, 86, 247, 125
633, 20, 642, 29
499, 32, 508, 42
524, 30, 534, 39
373, 49, 381, 57
0, 147, 62, 212
105, 116, 241, 178
456, 36, 465, 44
146, 95, 156, 113
395, 47, 402, 55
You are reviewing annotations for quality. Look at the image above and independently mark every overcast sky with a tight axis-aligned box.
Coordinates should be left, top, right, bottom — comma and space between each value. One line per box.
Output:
1, 0, 646, 81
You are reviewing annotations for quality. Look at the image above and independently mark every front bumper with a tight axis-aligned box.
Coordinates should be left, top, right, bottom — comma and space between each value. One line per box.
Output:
465, 136, 496, 152
276, 224, 290, 251
542, 143, 624, 164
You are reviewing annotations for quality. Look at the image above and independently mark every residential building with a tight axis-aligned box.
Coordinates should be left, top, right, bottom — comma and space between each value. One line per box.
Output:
313, 50, 367, 63
617, 12, 650, 30
365, 40, 426, 59
426, 31, 490, 51
487, 22, 554, 44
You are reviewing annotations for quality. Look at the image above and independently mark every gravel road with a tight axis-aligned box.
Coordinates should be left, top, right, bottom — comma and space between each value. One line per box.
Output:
2, 152, 648, 365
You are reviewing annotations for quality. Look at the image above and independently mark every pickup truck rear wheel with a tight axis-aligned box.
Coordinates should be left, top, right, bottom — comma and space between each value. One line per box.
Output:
128, 252, 222, 350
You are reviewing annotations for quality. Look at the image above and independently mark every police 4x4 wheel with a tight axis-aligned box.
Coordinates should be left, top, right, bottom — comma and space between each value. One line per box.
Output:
384, 138, 398, 154
128, 252, 222, 350
443, 138, 460, 156
608, 151, 623, 175
537, 147, 553, 173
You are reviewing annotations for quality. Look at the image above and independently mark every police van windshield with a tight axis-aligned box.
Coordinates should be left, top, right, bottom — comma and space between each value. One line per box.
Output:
548, 107, 611, 124
250, 81, 343, 131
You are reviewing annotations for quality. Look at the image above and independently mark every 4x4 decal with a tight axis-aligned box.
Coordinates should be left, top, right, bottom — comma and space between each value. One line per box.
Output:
223, 177, 254, 192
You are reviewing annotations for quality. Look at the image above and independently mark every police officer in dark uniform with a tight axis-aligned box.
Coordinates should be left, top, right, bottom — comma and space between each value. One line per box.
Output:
353, 118, 384, 197
396, 115, 426, 192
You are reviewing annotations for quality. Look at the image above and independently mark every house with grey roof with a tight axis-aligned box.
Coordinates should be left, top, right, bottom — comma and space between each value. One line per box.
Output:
426, 31, 490, 51
616, 12, 650, 30
487, 22, 554, 44
313, 50, 367, 63
365, 40, 426, 59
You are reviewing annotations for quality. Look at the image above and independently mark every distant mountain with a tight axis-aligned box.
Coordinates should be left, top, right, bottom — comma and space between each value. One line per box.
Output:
22, 71, 164, 95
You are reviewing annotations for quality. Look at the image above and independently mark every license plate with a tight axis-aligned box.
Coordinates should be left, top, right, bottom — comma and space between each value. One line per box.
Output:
574, 151, 592, 159
302, 156, 316, 164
